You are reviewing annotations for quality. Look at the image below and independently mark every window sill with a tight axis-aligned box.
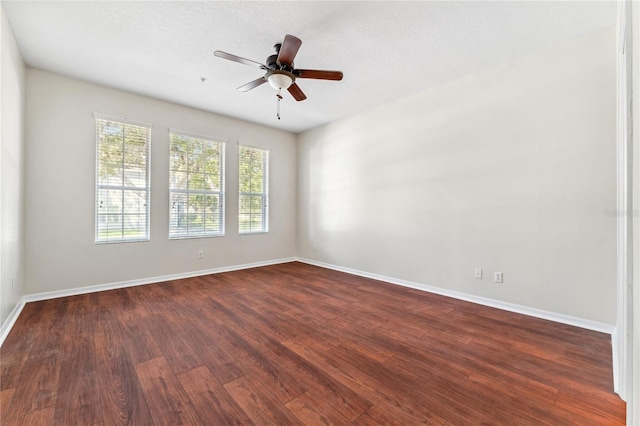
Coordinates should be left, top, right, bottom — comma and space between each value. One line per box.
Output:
95, 238, 150, 244
169, 234, 225, 240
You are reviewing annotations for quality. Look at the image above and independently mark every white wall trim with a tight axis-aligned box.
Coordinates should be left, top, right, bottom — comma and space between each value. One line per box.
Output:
0, 298, 26, 347
615, 0, 631, 401
612, 327, 620, 397
0, 257, 295, 347
297, 257, 616, 335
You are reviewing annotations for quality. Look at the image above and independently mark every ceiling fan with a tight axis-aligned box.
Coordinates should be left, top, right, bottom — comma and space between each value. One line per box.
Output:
214, 34, 343, 118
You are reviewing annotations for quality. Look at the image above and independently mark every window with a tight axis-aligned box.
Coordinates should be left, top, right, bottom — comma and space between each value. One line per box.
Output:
95, 115, 151, 243
239, 145, 269, 234
169, 131, 225, 238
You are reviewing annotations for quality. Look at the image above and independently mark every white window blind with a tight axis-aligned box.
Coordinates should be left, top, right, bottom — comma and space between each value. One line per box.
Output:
95, 115, 151, 243
239, 145, 269, 234
169, 131, 225, 238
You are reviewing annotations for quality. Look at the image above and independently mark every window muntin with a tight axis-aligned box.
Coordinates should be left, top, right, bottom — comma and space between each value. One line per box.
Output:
95, 116, 151, 243
239, 146, 269, 234
170, 131, 225, 238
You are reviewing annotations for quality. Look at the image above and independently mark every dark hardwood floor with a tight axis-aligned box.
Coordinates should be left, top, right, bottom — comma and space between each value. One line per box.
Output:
0, 262, 626, 424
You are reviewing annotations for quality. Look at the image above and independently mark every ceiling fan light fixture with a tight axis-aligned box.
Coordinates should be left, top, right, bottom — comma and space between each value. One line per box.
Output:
267, 72, 293, 90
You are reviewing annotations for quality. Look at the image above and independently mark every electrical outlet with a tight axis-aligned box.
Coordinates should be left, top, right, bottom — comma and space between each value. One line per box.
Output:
198, 250, 204, 259
474, 268, 482, 279
12, 277, 15, 289
494, 272, 503, 283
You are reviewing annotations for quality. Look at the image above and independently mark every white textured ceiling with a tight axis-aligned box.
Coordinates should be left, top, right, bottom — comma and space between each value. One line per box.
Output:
3, 1, 615, 133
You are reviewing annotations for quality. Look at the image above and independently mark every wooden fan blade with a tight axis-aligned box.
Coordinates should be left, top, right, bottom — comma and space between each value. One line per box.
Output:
287, 83, 307, 101
296, 69, 343, 81
214, 51, 268, 70
277, 35, 302, 66
237, 77, 267, 92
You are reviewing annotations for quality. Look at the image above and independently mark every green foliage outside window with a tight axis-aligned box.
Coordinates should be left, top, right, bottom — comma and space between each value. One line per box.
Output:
95, 118, 150, 243
239, 146, 268, 234
169, 133, 224, 237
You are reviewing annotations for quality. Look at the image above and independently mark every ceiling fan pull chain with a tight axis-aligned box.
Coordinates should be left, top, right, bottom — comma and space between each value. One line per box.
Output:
276, 89, 283, 120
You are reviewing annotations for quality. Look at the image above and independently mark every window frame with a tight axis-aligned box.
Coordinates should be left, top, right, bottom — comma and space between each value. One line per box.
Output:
169, 130, 226, 239
94, 113, 152, 244
238, 144, 269, 235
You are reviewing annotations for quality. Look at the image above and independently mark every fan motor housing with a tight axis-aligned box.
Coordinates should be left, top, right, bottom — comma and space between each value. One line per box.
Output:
266, 54, 278, 69
266, 54, 294, 72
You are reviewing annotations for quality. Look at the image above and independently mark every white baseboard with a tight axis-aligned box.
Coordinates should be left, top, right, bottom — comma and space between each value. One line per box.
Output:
296, 257, 616, 335
0, 257, 296, 347
0, 297, 26, 347
612, 327, 620, 395
23, 257, 297, 303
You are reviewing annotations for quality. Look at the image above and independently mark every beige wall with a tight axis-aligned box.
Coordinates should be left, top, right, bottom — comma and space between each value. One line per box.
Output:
298, 27, 617, 325
1, 6, 26, 326
24, 69, 297, 294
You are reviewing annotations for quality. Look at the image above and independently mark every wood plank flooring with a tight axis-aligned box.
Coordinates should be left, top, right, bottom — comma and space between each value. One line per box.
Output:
0, 262, 626, 424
